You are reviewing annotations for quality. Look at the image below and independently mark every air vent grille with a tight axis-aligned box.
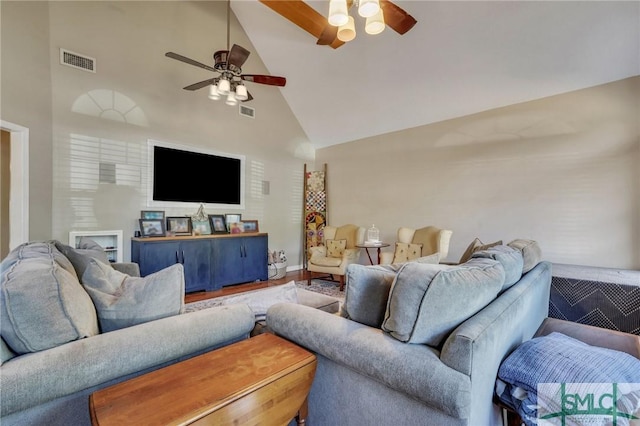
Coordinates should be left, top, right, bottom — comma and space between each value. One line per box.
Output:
239, 105, 255, 119
60, 48, 96, 73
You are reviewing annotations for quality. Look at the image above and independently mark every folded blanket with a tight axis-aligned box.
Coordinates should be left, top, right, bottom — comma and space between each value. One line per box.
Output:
496, 332, 640, 425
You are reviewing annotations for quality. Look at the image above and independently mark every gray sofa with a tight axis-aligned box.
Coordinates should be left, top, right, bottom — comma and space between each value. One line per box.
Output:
268, 240, 552, 426
0, 241, 256, 426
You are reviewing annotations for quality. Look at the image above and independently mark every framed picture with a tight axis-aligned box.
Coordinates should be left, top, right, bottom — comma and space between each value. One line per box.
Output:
229, 221, 245, 234
139, 219, 166, 237
208, 214, 228, 234
225, 214, 242, 232
141, 210, 164, 220
243, 220, 259, 233
191, 219, 211, 236
166, 217, 192, 236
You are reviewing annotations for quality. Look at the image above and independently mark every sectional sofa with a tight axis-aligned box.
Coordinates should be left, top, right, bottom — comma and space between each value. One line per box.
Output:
268, 240, 551, 426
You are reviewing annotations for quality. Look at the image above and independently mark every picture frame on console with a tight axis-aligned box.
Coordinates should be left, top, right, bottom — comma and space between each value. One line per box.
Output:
243, 220, 259, 233
139, 219, 165, 237
141, 210, 164, 220
166, 217, 192, 236
209, 215, 228, 234
225, 214, 242, 232
192, 219, 211, 236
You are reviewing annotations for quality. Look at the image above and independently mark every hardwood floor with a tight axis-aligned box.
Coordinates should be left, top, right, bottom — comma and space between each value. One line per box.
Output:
184, 269, 307, 304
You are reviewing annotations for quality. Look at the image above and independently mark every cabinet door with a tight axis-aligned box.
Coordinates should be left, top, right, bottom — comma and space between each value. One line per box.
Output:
212, 238, 244, 287
136, 241, 181, 277
242, 236, 268, 282
180, 240, 212, 293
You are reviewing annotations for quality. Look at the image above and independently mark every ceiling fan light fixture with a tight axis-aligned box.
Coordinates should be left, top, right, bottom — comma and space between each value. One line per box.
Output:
328, 0, 349, 27
225, 92, 238, 106
235, 84, 249, 101
365, 9, 385, 35
217, 78, 231, 95
358, 0, 380, 18
337, 16, 356, 42
208, 84, 221, 100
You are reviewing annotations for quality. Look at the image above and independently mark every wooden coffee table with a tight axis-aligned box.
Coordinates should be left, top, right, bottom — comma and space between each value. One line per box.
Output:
89, 333, 316, 426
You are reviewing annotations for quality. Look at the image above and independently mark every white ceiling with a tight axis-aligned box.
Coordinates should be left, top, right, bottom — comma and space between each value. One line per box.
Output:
232, 1, 640, 149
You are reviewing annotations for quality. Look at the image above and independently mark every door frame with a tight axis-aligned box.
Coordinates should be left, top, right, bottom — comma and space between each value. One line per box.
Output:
1, 120, 29, 249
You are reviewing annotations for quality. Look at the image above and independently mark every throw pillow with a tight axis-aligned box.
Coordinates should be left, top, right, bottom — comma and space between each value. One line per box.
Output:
507, 239, 542, 273
81, 259, 185, 332
0, 242, 99, 354
458, 238, 503, 264
55, 239, 110, 279
342, 264, 398, 328
471, 245, 524, 291
382, 258, 505, 347
392, 242, 423, 263
221, 281, 298, 321
326, 239, 347, 258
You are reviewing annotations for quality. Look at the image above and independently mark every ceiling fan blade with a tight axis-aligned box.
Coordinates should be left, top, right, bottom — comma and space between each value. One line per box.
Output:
183, 78, 218, 91
380, 0, 417, 35
259, 0, 344, 49
241, 74, 286, 87
165, 52, 217, 73
242, 91, 254, 103
227, 44, 250, 69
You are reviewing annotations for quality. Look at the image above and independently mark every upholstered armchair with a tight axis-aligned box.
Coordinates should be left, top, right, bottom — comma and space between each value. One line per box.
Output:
307, 224, 365, 291
379, 226, 453, 265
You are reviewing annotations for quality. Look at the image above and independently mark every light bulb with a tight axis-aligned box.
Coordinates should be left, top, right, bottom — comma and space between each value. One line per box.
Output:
365, 8, 385, 35
217, 78, 231, 95
208, 84, 221, 100
225, 92, 238, 106
235, 84, 248, 101
337, 16, 356, 42
328, 0, 349, 27
358, 0, 380, 18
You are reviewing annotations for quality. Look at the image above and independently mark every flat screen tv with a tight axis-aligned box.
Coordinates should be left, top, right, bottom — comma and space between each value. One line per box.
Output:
148, 140, 244, 208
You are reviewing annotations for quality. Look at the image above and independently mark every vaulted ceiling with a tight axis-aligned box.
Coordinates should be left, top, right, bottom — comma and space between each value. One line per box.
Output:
231, 1, 639, 149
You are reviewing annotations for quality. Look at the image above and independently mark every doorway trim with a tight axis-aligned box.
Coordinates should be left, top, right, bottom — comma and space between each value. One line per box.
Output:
1, 120, 29, 249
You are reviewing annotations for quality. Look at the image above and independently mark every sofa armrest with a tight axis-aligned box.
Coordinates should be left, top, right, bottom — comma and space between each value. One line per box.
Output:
111, 262, 140, 277
0, 304, 255, 417
267, 303, 471, 419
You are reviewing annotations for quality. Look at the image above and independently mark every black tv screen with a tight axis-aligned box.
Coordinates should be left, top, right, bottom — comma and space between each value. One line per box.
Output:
152, 145, 242, 205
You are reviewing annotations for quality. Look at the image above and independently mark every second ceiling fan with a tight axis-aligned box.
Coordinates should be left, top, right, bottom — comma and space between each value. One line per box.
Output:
260, 0, 417, 49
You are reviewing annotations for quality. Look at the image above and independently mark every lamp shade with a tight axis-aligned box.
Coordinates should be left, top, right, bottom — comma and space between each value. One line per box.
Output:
337, 16, 356, 42
235, 84, 248, 101
358, 0, 380, 18
328, 0, 349, 27
365, 9, 385, 35
217, 78, 231, 95
208, 84, 221, 100
225, 92, 238, 106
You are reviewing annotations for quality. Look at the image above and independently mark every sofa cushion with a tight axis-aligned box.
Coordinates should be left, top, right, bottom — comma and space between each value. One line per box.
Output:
0, 337, 16, 365
310, 256, 342, 267
0, 242, 99, 354
326, 239, 347, 258
81, 259, 184, 332
343, 264, 398, 327
392, 242, 423, 263
471, 245, 524, 291
54, 239, 110, 279
382, 259, 505, 346
507, 239, 542, 273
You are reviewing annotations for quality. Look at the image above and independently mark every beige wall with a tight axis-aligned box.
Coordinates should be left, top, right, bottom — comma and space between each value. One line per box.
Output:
1, 1, 313, 265
317, 77, 640, 269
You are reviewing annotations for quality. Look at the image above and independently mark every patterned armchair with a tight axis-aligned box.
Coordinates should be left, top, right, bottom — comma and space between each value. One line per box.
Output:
307, 224, 365, 291
379, 226, 453, 265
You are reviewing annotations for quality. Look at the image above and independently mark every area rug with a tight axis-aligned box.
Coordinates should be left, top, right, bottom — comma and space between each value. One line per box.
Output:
184, 279, 344, 313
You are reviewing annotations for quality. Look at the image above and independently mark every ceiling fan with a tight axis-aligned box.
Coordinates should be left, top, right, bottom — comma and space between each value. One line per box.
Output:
259, 0, 417, 48
165, 0, 286, 105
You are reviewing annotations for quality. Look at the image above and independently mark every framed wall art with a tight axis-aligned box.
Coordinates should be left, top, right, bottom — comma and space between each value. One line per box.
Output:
243, 220, 259, 233
209, 215, 228, 234
141, 210, 165, 220
166, 217, 192, 236
224, 214, 242, 232
139, 219, 166, 237
192, 219, 212, 236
